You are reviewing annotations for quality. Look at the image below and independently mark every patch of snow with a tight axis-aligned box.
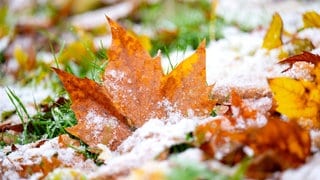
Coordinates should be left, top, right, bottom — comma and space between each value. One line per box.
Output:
282, 153, 320, 180
0, 36, 10, 52
90, 111, 205, 178
85, 109, 118, 141
298, 28, 320, 48
174, 148, 204, 162
0, 85, 53, 122
1, 138, 96, 179
70, 1, 135, 30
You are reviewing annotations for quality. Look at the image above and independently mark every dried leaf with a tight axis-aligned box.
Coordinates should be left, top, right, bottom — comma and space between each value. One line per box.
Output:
303, 11, 320, 28
103, 17, 214, 127
280, 51, 320, 72
238, 118, 310, 164
229, 90, 256, 119
20, 156, 62, 178
103, 17, 164, 128
58, 37, 94, 64
0, 123, 23, 132
262, 13, 283, 50
161, 41, 215, 116
242, 118, 310, 179
53, 68, 131, 150
196, 117, 310, 179
54, 17, 214, 150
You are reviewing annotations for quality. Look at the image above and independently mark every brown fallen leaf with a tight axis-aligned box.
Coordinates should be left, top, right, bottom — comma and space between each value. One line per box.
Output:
243, 117, 310, 179
54, 17, 215, 150
19, 156, 62, 178
103, 17, 164, 128
196, 116, 310, 179
279, 51, 320, 72
161, 41, 215, 116
195, 89, 310, 178
53, 68, 131, 150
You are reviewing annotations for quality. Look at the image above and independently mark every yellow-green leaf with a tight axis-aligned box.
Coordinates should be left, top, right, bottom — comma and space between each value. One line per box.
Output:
262, 13, 283, 50
303, 11, 320, 28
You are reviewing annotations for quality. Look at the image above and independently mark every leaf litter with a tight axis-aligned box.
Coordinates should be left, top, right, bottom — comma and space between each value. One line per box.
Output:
1, 1, 320, 179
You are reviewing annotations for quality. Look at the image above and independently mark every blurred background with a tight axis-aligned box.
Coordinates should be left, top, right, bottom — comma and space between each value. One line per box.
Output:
0, 0, 319, 131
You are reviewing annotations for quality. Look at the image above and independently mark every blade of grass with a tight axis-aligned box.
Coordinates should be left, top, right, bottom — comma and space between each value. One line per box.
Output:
5, 87, 31, 143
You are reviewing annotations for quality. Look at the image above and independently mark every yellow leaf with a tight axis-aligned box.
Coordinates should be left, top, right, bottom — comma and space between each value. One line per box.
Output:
262, 13, 283, 50
59, 40, 94, 63
303, 11, 320, 28
14, 45, 28, 68
268, 77, 318, 119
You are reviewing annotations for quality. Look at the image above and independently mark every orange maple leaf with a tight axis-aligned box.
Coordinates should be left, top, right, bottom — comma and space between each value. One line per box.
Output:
102, 17, 165, 128
53, 68, 131, 150
161, 41, 214, 116
54, 17, 215, 149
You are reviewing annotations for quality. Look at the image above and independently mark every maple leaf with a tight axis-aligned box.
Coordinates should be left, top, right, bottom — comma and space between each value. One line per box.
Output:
103, 17, 214, 127
102, 17, 164, 128
54, 17, 215, 149
161, 41, 214, 116
262, 12, 283, 50
20, 156, 62, 178
53, 68, 131, 150
302, 11, 320, 28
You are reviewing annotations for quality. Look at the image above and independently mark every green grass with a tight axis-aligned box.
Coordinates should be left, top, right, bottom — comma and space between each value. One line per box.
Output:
4, 89, 77, 145
167, 158, 229, 180
30, 97, 77, 139
6, 88, 31, 144
129, 0, 213, 56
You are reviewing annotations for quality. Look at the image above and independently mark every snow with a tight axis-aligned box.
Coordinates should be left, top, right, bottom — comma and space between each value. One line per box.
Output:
90, 110, 205, 178
298, 28, 320, 47
282, 153, 320, 180
85, 109, 119, 141
70, 1, 135, 30
0, 138, 97, 179
0, 85, 53, 123
1, 0, 320, 179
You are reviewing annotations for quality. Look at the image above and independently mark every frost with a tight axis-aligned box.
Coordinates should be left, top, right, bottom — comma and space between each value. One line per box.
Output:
85, 109, 119, 140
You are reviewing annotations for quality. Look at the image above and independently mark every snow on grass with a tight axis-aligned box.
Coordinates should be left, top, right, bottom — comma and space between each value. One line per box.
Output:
0, 85, 53, 123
